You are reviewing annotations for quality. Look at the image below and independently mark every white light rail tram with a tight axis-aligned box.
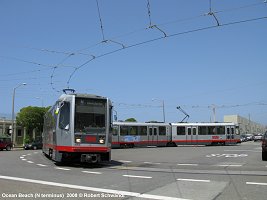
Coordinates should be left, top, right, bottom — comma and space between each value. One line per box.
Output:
43, 91, 112, 163
112, 122, 240, 148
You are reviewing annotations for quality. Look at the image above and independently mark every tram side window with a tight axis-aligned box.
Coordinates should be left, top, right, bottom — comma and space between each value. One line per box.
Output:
217, 126, 225, 135
112, 126, 118, 136
120, 126, 128, 136
139, 126, 147, 136
198, 126, 207, 135
177, 127, 185, 135
59, 102, 70, 130
129, 126, 137, 135
208, 126, 216, 135
159, 126, 166, 136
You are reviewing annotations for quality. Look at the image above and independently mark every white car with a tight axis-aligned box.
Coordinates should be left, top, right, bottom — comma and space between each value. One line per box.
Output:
254, 134, 263, 142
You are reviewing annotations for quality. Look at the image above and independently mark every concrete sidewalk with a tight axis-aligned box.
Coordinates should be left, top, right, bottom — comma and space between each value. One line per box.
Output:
12, 147, 24, 151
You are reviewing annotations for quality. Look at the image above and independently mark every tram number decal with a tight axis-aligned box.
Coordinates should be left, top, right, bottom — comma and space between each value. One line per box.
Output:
206, 154, 248, 158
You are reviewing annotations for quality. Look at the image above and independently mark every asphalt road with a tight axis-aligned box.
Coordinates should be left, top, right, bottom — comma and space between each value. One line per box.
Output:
0, 141, 266, 200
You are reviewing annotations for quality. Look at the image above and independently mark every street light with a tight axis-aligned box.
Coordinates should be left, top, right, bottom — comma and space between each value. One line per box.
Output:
152, 98, 165, 122
11, 83, 26, 146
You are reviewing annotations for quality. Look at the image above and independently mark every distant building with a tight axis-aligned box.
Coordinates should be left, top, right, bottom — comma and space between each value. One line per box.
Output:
224, 115, 266, 135
0, 117, 26, 146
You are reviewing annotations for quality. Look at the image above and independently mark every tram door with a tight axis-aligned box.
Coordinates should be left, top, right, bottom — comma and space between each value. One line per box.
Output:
187, 126, 197, 145
226, 126, 234, 144
148, 127, 158, 146
112, 125, 119, 148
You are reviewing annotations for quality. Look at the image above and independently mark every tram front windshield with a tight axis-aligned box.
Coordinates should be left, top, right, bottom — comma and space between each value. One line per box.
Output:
75, 98, 106, 134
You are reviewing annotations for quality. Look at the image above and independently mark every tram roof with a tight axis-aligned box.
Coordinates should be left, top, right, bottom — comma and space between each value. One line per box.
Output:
113, 121, 171, 126
171, 122, 236, 126
59, 93, 107, 100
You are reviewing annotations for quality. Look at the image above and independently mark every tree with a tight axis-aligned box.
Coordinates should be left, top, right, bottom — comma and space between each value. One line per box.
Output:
125, 118, 137, 122
16, 106, 50, 141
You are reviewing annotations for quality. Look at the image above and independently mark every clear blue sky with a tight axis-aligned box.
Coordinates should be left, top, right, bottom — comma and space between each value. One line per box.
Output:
0, 0, 267, 125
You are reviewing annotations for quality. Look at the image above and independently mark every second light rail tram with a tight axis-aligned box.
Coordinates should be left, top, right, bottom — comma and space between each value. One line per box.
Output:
112, 122, 240, 148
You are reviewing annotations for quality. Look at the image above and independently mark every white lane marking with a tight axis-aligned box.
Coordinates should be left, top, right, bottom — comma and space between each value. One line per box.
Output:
22, 155, 27, 157
27, 161, 34, 164
27, 154, 31, 156
119, 160, 132, 163
216, 164, 242, 167
82, 171, 102, 175
123, 175, 152, 179
206, 154, 248, 158
177, 178, 210, 183
36, 164, 47, 167
34, 152, 39, 154
144, 162, 161, 165
0, 175, 190, 200
177, 164, 198, 166
20, 156, 24, 159
224, 150, 260, 153
246, 182, 267, 186
21, 159, 27, 161
54, 167, 71, 171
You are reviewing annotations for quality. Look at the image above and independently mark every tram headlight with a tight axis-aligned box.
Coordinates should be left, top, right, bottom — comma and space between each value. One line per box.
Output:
75, 138, 81, 143
99, 137, 105, 144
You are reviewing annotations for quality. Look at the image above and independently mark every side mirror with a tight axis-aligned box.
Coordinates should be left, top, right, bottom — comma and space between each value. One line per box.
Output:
55, 107, 60, 115
55, 102, 65, 115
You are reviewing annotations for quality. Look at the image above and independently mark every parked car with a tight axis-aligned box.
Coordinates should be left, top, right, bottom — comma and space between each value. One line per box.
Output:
262, 132, 267, 161
24, 140, 42, 150
0, 136, 12, 151
254, 134, 263, 142
240, 135, 247, 142
245, 134, 253, 141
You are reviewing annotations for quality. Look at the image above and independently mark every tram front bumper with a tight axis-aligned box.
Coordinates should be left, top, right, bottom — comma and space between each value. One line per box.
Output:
80, 154, 100, 163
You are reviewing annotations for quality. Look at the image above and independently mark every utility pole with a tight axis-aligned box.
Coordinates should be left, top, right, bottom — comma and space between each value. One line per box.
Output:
209, 104, 217, 122
152, 98, 165, 122
11, 83, 26, 146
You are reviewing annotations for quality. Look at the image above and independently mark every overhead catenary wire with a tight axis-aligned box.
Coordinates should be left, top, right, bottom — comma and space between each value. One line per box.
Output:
50, 53, 75, 93
3, 1, 264, 57
0, 55, 54, 68
0, 68, 51, 78
66, 16, 267, 87
206, 0, 220, 26
96, 0, 106, 42
146, 0, 168, 37
3, 1, 266, 92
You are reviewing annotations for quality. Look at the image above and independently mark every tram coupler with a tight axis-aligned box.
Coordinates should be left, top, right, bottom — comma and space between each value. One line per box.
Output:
81, 154, 100, 163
